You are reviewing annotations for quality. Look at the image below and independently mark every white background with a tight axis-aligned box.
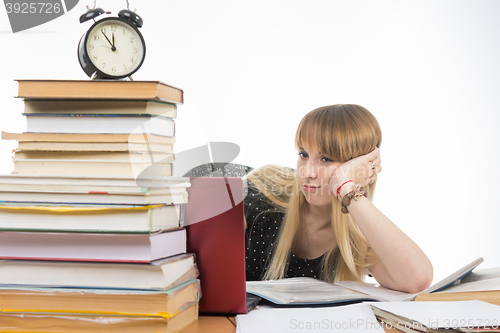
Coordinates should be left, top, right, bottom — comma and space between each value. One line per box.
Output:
1, 0, 499, 283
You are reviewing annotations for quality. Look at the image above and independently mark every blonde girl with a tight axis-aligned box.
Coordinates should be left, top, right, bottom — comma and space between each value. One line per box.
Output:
244, 104, 432, 293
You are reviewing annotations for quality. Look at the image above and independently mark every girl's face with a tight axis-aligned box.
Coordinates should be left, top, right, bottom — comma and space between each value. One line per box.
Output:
296, 143, 341, 207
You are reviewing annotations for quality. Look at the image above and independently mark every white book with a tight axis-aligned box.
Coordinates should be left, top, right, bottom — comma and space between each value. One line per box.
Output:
336, 257, 486, 302
25, 114, 175, 137
0, 190, 188, 205
370, 301, 500, 332
0, 253, 198, 290
0, 183, 188, 194
434, 267, 500, 293
23, 100, 177, 118
0, 174, 190, 188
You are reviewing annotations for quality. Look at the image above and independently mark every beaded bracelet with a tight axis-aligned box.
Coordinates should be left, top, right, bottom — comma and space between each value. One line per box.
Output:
341, 185, 367, 214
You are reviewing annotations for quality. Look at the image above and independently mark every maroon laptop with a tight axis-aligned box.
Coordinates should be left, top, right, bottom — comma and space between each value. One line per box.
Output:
185, 177, 249, 314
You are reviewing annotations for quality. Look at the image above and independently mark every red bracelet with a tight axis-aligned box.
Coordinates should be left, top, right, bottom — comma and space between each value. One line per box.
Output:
336, 180, 354, 200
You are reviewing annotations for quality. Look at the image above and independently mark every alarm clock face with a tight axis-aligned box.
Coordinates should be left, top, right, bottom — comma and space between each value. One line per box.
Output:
84, 17, 145, 78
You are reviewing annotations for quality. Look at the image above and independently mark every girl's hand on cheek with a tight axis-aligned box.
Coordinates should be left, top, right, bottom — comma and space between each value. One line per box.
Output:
329, 147, 382, 197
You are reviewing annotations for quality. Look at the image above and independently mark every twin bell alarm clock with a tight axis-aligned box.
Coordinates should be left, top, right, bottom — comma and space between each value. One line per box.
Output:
77, 5, 145, 79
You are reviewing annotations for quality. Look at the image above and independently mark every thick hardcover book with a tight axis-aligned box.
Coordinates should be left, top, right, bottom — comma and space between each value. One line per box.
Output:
415, 289, 500, 306
0, 303, 198, 333
415, 266, 500, 305
0, 203, 185, 233
370, 300, 500, 332
0, 253, 198, 290
14, 140, 174, 152
0, 279, 200, 317
13, 150, 174, 162
2, 131, 176, 144
0, 228, 187, 262
23, 100, 177, 118
16, 80, 184, 104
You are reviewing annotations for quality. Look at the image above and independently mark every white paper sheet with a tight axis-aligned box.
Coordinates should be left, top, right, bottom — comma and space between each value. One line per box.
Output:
236, 303, 386, 333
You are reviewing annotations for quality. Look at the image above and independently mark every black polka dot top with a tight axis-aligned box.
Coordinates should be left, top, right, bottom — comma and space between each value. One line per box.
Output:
244, 181, 333, 281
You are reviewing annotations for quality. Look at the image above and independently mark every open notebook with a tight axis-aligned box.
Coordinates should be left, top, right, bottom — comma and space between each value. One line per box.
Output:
246, 257, 485, 305
247, 258, 484, 305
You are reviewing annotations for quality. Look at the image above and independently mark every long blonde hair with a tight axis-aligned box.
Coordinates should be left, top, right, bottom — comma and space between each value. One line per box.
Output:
246, 104, 382, 283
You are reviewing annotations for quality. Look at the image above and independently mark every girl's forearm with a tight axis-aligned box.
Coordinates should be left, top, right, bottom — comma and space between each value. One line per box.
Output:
348, 196, 433, 293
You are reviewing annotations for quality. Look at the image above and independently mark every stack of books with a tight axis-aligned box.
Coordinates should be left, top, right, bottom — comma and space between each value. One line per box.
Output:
0, 80, 200, 332
4, 79, 181, 177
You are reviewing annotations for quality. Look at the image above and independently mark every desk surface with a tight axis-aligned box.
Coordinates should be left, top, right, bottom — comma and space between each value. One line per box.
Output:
183, 316, 236, 333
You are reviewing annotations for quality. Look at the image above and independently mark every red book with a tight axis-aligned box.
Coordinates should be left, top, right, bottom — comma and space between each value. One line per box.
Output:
186, 177, 249, 314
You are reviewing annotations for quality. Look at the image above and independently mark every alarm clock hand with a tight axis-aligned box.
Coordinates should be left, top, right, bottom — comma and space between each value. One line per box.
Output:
101, 29, 116, 52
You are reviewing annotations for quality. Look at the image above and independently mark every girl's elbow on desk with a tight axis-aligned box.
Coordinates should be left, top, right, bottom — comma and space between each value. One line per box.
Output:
376, 260, 434, 294
401, 267, 433, 294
